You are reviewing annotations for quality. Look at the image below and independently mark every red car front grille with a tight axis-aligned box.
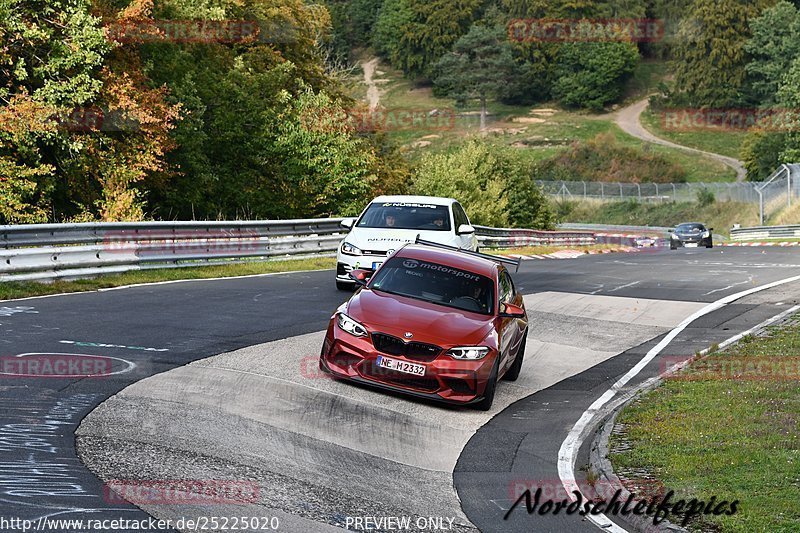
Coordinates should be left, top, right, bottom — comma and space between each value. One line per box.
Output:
371, 333, 442, 362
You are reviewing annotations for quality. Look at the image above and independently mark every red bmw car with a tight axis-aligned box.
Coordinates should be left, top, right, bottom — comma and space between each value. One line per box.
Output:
319, 240, 528, 410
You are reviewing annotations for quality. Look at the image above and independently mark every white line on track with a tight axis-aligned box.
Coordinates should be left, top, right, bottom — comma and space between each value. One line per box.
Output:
557, 273, 800, 533
606, 281, 641, 293
703, 276, 753, 296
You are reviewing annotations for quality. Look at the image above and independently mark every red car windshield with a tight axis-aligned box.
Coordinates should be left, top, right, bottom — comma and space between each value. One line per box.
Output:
369, 256, 494, 315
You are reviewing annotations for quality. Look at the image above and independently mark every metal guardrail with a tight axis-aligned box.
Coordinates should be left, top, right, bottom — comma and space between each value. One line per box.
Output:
473, 225, 595, 248
730, 224, 800, 242
557, 223, 671, 234
0, 219, 345, 282
0, 220, 602, 282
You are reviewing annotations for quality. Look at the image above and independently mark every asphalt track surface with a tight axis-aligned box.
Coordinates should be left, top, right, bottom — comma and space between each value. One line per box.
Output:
1, 246, 800, 533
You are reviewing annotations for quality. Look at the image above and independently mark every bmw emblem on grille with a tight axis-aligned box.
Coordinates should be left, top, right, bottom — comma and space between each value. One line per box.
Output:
404, 332, 413, 339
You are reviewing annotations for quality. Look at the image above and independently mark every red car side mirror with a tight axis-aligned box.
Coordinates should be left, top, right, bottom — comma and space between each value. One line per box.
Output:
348, 269, 372, 286
500, 303, 526, 318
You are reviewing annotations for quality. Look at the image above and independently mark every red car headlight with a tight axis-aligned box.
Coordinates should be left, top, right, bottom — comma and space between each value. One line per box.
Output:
447, 347, 490, 360
336, 312, 368, 338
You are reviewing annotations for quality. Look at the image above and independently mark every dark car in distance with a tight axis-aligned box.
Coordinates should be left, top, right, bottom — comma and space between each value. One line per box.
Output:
670, 223, 713, 249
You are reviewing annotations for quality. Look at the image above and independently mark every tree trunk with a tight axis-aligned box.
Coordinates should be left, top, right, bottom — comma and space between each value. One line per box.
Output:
480, 95, 487, 135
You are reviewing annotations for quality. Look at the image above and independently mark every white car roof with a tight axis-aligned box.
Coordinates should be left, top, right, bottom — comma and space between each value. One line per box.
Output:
370, 195, 456, 206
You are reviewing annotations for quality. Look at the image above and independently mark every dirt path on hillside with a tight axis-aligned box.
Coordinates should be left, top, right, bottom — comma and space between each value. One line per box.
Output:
362, 57, 380, 112
614, 97, 747, 182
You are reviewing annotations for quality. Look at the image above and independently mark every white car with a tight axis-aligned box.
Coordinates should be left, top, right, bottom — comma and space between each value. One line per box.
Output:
335, 195, 479, 290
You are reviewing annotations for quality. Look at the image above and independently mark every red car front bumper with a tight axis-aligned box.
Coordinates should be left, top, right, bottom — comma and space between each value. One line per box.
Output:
319, 320, 496, 405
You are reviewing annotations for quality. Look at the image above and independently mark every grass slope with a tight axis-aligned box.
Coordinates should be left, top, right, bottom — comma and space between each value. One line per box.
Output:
557, 200, 760, 235
641, 109, 748, 161
350, 58, 737, 182
610, 316, 800, 532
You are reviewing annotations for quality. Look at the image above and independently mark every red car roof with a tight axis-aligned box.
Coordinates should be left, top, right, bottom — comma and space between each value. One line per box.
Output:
394, 244, 499, 278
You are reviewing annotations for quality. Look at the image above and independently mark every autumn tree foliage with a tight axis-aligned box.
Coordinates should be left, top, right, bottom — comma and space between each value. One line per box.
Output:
0, 0, 181, 222
1, 0, 407, 223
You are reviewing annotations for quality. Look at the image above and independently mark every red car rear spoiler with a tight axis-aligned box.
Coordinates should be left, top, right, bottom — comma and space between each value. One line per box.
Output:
414, 236, 522, 273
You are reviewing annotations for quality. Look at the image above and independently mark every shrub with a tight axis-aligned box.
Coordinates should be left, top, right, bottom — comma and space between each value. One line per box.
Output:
534, 133, 686, 184
552, 42, 639, 111
696, 188, 715, 207
413, 140, 554, 229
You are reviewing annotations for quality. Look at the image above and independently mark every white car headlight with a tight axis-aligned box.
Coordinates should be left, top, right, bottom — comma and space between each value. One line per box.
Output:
341, 242, 363, 256
447, 346, 490, 360
336, 312, 368, 337
702, 231, 710, 238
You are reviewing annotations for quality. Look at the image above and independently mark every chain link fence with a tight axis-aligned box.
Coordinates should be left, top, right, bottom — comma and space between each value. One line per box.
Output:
535, 163, 799, 224
753, 164, 799, 224
536, 180, 759, 203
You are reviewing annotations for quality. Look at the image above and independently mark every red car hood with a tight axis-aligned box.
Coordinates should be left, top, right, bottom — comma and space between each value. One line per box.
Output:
346, 288, 495, 347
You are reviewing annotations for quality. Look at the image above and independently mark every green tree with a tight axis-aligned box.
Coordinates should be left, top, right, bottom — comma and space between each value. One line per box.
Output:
0, 0, 180, 222
413, 140, 554, 228
139, 0, 376, 220
269, 89, 383, 217
670, 0, 772, 107
325, 0, 384, 62
506, 171, 555, 229
499, 0, 645, 105
741, 131, 787, 181
433, 24, 519, 131
0, 0, 109, 222
642, 0, 693, 58
374, 0, 483, 79
373, 0, 415, 67
552, 41, 639, 110
741, 46, 800, 181
744, 1, 800, 106
775, 56, 800, 162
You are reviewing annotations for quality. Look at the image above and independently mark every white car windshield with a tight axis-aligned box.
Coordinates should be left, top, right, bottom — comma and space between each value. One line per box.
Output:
356, 202, 451, 231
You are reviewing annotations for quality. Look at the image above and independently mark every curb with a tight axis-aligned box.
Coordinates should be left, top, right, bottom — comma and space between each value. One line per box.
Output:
724, 242, 800, 247
508, 247, 640, 260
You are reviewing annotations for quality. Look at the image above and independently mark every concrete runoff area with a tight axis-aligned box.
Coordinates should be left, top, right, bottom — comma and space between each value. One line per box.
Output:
77, 292, 708, 531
